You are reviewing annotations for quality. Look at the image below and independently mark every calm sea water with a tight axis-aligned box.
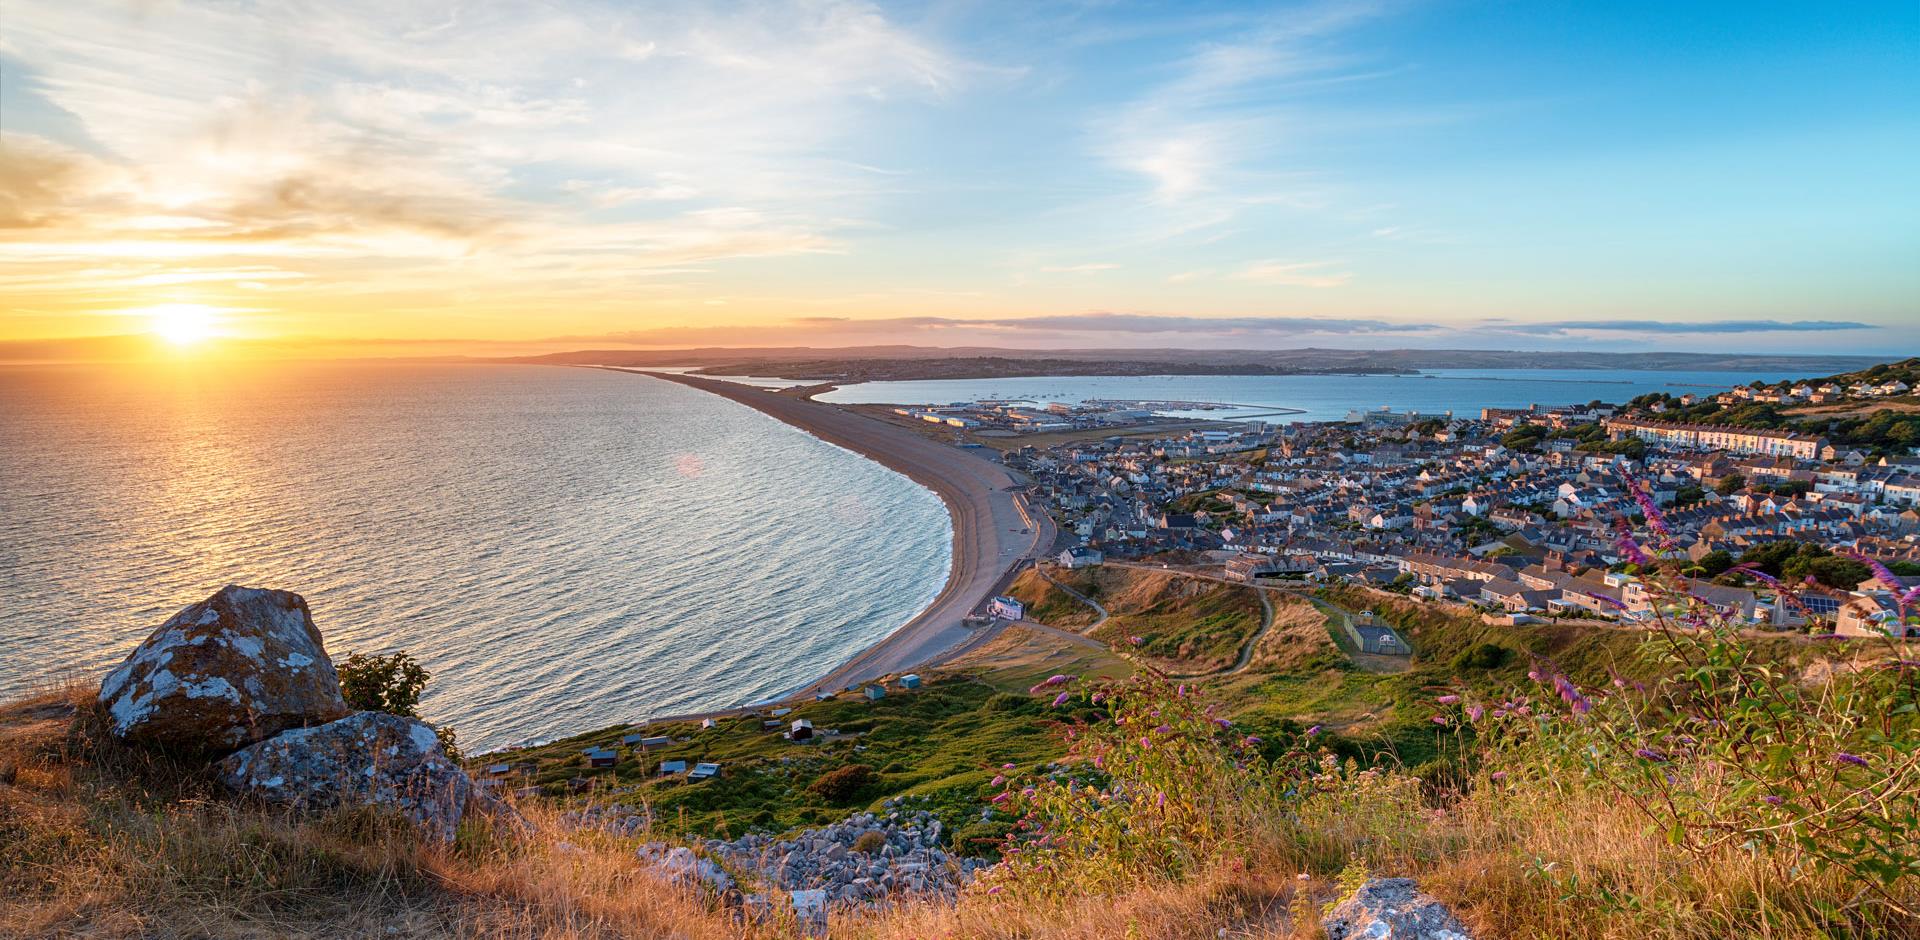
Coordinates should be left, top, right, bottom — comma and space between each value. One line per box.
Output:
0, 363, 950, 751
817, 368, 1806, 421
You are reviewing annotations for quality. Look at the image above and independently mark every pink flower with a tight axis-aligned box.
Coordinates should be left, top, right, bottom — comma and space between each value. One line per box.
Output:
1051, 691, 1072, 708
1129, 635, 1145, 646
1431, 715, 1448, 726
1465, 704, 1484, 721
1304, 725, 1320, 737
1436, 694, 1460, 705
1490, 771, 1507, 782
990, 775, 1006, 787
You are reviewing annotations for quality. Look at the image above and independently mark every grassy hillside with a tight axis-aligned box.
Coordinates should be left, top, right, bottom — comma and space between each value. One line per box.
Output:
7, 579, 1912, 938
1011, 565, 1265, 673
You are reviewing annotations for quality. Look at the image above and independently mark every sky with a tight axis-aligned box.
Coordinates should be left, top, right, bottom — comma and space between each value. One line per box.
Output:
1, 0, 1916, 358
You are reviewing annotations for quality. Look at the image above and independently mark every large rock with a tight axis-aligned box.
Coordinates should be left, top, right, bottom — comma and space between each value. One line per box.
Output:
99, 585, 349, 755
1322, 878, 1474, 940
217, 711, 472, 840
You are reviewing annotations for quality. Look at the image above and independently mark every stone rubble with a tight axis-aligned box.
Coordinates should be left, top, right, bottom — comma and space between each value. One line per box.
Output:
635, 798, 990, 909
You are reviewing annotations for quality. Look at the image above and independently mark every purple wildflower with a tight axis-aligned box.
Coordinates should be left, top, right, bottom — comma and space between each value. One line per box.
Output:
1466, 704, 1484, 721
1051, 691, 1072, 708
1431, 715, 1449, 726
1243, 735, 1262, 746
1213, 717, 1233, 729
1633, 748, 1666, 762
1625, 476, 1671, 538
1490, 770, 1507, 782
990, 775, 1006, 787
1763, 795, 1785, 806
991, 792, 1010, 803
1436, 694, 1460, 705
1834, 752, 1871, 769
1304, 725, 1320, 737
1154, 724, 1172, 735
1129, 635, 1145, 646
1155, 791, 1166, 808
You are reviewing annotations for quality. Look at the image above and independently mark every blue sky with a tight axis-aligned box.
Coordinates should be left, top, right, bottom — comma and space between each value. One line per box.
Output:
1, 0, 1915, 354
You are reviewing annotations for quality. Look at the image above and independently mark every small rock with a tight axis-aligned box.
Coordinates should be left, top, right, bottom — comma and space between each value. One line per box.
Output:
1322, 878, 1474, 940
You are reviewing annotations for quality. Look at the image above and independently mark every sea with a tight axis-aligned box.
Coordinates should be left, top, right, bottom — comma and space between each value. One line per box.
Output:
0, 363, 951, 751
1, 361, 1799, 750
814, 368, 1809, 421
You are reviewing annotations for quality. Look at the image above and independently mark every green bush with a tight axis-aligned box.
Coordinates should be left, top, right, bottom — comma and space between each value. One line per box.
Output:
1450, 642, 1511, 671
808, 763, 877, 803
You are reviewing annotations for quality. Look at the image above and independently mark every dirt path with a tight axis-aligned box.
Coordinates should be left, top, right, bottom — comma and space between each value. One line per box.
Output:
1032, 564, 1109, 634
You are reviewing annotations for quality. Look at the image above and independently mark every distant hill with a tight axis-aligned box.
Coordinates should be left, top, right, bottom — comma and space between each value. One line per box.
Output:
497, 346, 1891, 379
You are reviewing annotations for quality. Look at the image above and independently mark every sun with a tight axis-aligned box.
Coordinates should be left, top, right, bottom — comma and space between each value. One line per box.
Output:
144, 303, 220, 346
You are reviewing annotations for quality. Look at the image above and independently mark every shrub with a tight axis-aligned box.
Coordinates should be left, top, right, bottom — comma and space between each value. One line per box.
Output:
808, 763, 877, 803
852, 831, 886, 855
1450, 642, 1510, 671
337, 651, 460, 760
338, 651, 430, 716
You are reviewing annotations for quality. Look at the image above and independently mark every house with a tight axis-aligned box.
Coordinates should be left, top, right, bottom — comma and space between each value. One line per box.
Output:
863, 684, 887, 701
790, 719, 815, 741
1058, 546, 1104, 568
687, 762, 722, 781
1836, 593, 1915, 638
658, 759, 688, 775
899, 674, 922, 689
584, 747, 618, 769
988, 595, 1026, 620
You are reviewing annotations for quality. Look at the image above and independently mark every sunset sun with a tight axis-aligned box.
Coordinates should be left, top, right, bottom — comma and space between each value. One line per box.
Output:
143, 304, 219, 346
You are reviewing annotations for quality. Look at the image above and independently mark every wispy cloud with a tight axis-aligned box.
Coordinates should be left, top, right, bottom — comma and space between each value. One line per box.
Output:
0, 0, 981, 327
1038, 262, 1121, 273
1234, 259, 1352, 287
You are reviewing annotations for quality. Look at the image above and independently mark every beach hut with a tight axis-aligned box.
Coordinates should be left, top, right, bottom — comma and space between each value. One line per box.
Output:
658, 759, 688, 776
770, 707, 792, 717
621, 732, 648, 746
790, 719, 815, 741
512, 785, 543, 800
898, 674, 922, 690
863, 685, 886, 702
701, 718, 717, 729
688, 762, 722, 781
988, 595, 1025, 620
485, 762, 512, 776
762, 719, 783, 730
584, 747, 618, 769
814, 691, 834, 701
638, 735, 672, 750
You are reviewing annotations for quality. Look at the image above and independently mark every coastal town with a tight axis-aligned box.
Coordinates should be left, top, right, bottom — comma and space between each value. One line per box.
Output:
1003, 363, 1920, 641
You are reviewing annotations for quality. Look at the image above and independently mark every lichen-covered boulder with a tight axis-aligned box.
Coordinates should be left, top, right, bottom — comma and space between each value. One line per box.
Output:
1322, 878, 1474, 940
99, 585, 349, 755
217, 711, 473, 840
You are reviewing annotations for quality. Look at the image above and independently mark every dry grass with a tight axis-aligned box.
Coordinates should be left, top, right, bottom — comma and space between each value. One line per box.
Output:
6, 677, 1911, 939
1245, 596, 1336, 673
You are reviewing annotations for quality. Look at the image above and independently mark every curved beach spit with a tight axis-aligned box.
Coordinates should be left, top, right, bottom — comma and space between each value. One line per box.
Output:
611, 369, 1055, 701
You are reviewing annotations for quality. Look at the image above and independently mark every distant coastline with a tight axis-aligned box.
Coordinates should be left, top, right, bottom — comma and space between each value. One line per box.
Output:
612, 368, 1054, 706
